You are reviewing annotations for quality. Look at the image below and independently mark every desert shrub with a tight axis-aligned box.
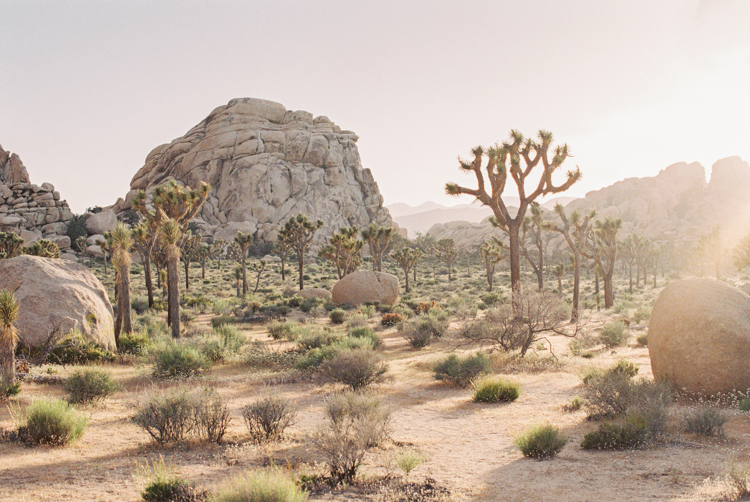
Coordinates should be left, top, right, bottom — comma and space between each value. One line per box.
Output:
193, 387, 230, 443
480, 292, 503, 306
415, 301, 435, 314
135, 456, 207, 502
345, 313, 369, 329
151, 341, 211, 379
245, 343, 301, 370
180, 310, 195, 327
740, 397, 750, 412
296, 329, 338, 351
433, 352, 490, 387
212, 299, 234, 316
349, 327, 381, 349
132, 388, 196, 444
299, 298, 319, 313
18, 397, 88, 446
1, 380, 20, 398
580, 405, 668, 451
636, 333, 648, 346
118, 330, 151, 356
472, 375, 520, 403
400, 314, 448, 349
201, 325, 245, 362
210, 315, 235, 329
683, 407, 728, 437
241, 395, 297, 443
329, 309, 346, 324
47, 331, 116, 365
131, 296, 149, 315
268, 320, 296, 340
380, 312, 404, 327
320, 348, 388, 390
395, 449, 426, 477
568, 339, 582, 356
294, 345, 340, 370
513, 424, 567, 459
65, 369, 120, 404
633, 305, 651, 324
313, 391, 390, 483
599, 321, 628, 347
134, 313, 169, 337
212, 469, 307, 502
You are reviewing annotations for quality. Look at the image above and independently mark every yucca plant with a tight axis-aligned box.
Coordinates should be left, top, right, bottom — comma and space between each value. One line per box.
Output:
0, 289, 20, 385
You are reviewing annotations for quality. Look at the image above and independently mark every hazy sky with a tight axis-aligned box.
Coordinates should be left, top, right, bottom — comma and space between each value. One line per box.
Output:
2, 1, 749, 213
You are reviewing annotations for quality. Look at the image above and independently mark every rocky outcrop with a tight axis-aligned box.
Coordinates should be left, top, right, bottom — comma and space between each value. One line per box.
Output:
296, 288, 332, 300
332, 270, 399, 305
0, 145, 74, 249
648, 278, 750, 395
83, 209, 118, 235
0, 255, 115, 350
113, 98, 392, 245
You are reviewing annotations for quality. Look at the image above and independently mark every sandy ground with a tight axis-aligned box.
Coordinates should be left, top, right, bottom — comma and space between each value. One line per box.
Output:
1, 322, 748, 502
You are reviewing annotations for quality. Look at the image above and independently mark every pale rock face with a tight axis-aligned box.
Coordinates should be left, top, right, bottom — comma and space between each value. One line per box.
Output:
0, 255, 115, 350
116, 98, 391, 244
649, 278, 750, 395
296, 288, 332, 300
84, 209, 118, 235
332, 270, 400, 305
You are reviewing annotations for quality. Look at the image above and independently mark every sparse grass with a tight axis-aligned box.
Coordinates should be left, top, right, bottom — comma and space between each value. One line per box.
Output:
212, 469, 307, 502
472, 375, 520, 403
683, 406, 727, 437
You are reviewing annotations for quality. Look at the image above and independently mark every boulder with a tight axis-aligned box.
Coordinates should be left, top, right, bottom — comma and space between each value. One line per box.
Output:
297, 288, 331, 300
331, 270, 399, 306
85, 209, 117, 235
0, 255, 115, 350
648, 278, 750, 395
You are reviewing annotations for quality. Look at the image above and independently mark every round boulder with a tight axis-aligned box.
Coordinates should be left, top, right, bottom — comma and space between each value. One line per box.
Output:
331, 270, 399, 306
296, 288, 331, 300
648, 277, 750, 395
0, 255, 115, 350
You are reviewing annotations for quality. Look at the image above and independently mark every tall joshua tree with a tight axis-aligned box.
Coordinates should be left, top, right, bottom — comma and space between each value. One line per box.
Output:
0, 289, 19, 385
181, 231, 202, 290
319, 226, 363, 279
273, 238, 291, 281
446, 130, 581, 312
583, 217, 622, 309
435, 239, 458, 281
278, 214, 323, 290
551, 205, 595, 322
392, 247, 421, 293
361, 223, 393, 272
479, 239, 506, 292
520, 202, 551, 291
108, 223, 133, 345
131, 180, 210, 337
160, 218, 183, 338
232, 231, 254, 295
132, 221, 157, 308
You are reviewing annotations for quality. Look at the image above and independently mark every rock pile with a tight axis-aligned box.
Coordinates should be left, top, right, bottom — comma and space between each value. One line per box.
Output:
0, 145, 74, 250
113, 98, 392, 245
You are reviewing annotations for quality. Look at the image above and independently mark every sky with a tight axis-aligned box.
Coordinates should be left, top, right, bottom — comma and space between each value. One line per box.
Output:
1, 0, 749, 214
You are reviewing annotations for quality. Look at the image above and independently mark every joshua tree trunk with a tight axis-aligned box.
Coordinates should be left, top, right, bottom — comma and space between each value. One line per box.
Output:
184, 260, 190, 290
0, 343, 14, 384
114, 262, 132, 345
298, 253, 305, 290
166, 249, 180, 338
571, 255, 581, 322
280, 256, 286, 281
603, 269, 615, 309
143, 257, 154, 308
508, 222, 523, 313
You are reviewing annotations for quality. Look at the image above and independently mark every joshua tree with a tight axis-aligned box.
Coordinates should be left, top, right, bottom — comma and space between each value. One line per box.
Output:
212, 238, 227, 270
131, 221, 157, 308
0, 232, 24, 260
251, 259, 267, 293
273, 238, 291, 281
159, 218, 183, 338
318, 226, 363, 279
197, 243, 211, 279
553, 263, 565, 294
278, 214, 323, 290
233, 265, 243, 297
446, 130, 581, 312
392, 247, 421, 293
619, 235, 636, 294
479, 239, 505, 292
108, 222, 133, 345
435, 239, 458, 281
361, 223, 393, 272
180, 231, 202, 290
232, 231, 254, 295
131, 180, 210, 332
74, 235, 88, 264
0, 289, 19, 385
583, 217, 622, 309
520, 202, 551, 291
550, 205, 595, 322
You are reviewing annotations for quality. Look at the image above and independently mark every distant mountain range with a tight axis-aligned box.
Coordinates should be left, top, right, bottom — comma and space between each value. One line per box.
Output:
387, 197, 577, 236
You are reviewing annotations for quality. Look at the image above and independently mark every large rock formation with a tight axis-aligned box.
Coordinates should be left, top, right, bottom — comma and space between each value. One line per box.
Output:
648, 278, 750, 395
332, 270, 400, 305
0, 255, 115, 350
0, 145, 74, 249
113, 98, 392, 244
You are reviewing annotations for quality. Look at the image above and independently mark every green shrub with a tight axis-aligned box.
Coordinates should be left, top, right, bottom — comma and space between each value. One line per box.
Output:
480, 292, 503, 306
633, 305, 651, 324
581, 412, 650, 450
320, 348, 388, 390
65, 369, 120, 404
245, 343, 301, 370
132, 388, 196, 444
118, 330, 152, 356
151, 341, 211, 379
18, 397, 88, 446
345, 313, 369, 329
329, 309, 346, 324
134, 313, 169, 337
349, 327, 381, 349
241, 395, 296, 443
683, 407, 728, 437
267, 320, 296, 340
47, 331, 116, 365
599, 321, 628, 347
296, 329, 338, 351
211, 315, 235, 329
299, 298, 319, 313
212, 469, 307, 502
0, 379, 20, 398
394, 449, 425, 477
636, 333, 648, 346
313, 392, 390, 484
380, 312, 404, 327
514, 424, 567, 459
201, 325, 245, 362
740, 397, 750, 412
135, 456, 206, 502
400, 314, 448, 349
472, 375, 520, 403
433, 352, 490, 387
